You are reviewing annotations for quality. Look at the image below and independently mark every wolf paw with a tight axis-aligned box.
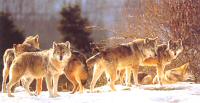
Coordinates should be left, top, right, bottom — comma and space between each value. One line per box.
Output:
126, 83, 132, 87
70, 92, 75, 94
79, 91, 83, 94
54, 93, 60, 97
135, 84, 141, 87
34, 90, 41, 96
8, 94, 14, 97
29, 92, 37, 96
34, 92, 39, 96
49, 95, 55, 98
79, 89, 84, 94
90, 89, 93, 93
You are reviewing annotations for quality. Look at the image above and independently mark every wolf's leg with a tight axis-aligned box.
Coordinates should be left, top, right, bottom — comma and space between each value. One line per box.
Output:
157, 64, 165, 86
119, 69, 125, 85
152, 75, 158, 84
53, 74, 60, 97
71, 84, 78, 94
2, 65, 9, 93
7, 73, 21, 97
76, 85, 80, 92
64, 73, 78, 94
105, 64, 117, 91
71, 80, 79, 94
105, 70, 111, 83
75, 76, 83, 93
125, 67, 132, 87
132, 65, 139, 86
90, 64, 104, 92
11, 81, 20, 93
45, 74, 53, 97
109, 77, 117, 91
7, 80, 18, 97
24, 78, 34, 96
35, 78, 43, 95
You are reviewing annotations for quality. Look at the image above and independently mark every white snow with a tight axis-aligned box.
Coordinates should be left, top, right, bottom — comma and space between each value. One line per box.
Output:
0, 82, 200, 103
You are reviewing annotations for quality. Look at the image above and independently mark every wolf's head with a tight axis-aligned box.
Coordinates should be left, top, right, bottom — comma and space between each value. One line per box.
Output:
167, 39, 183, 59
52, 41, 71, 62
142, 37, 158, 58
13, 43, 40, 56
23, 34, 40, 49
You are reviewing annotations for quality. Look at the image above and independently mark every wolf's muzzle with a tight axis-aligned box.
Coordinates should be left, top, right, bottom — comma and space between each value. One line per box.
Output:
60, 56, 63, 61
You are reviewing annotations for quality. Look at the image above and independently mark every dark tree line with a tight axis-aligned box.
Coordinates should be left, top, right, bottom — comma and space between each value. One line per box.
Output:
0, 12, 25, 88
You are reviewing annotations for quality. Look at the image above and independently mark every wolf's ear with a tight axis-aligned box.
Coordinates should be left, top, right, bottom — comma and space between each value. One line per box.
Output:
34, 34, 39, 38
178, 39, 182, 45
145, 38, 150, 44
168, 40, 173, 44
167, 40, 172, 48
153, 37, 158, 41
13, 44, 19, 51
13, 44, 17, 49
53, 42, 57, 48
65, 41, 70, 49
34, 34, 39, 42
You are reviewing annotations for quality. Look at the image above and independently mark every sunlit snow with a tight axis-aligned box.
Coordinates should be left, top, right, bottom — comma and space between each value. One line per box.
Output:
0, 82, 200, 103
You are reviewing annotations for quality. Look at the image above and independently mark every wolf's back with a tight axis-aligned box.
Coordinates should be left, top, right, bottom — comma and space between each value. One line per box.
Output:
86, 52, 102, 69
3, 49, 15, 66
72, 50, 88, 71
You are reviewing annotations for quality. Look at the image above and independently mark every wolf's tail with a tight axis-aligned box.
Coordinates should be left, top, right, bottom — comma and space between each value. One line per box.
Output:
86, 52, 102, 69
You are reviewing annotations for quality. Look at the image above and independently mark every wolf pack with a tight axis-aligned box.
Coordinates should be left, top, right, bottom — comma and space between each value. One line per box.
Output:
1, 34, 189, 97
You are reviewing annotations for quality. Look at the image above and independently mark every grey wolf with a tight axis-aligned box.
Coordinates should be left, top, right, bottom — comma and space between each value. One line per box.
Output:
86, 37, 158, 92
1, 35, 40, 93
143, 39, 184, 85
35, 50, 89, 94
64, 50, 89, 94
153, 63, 190, 84
7, 42, 71, 97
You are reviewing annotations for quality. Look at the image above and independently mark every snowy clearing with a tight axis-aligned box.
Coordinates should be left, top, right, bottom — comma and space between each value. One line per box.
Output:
0, 82, 200, 103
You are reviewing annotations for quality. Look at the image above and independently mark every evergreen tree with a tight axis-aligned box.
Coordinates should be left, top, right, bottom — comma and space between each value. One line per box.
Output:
58, 4, 92, 55
0, 12, 24, 84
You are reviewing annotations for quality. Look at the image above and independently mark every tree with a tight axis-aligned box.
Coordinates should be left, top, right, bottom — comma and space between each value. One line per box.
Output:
0, 12, 24, 85
58, 4, 92, 55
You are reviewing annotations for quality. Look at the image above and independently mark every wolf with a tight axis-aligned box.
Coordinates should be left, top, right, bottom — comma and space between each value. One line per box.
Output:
121, 63, 190, 85
86, 37, 158, 92
64, 50, 89, 94
164, 63, 190, 83
1, 35, 40, 93
152, 63, 190, 84
7, 42, 71, 97
142, 39, 184, 85
12, 43, 42, 93
35, 50, 89, 94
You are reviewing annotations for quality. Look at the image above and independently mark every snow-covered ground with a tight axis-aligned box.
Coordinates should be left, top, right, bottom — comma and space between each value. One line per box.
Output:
0, 82, 200, 103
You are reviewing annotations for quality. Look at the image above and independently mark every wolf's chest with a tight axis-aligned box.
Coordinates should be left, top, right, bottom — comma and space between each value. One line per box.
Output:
48, 60, 66, 74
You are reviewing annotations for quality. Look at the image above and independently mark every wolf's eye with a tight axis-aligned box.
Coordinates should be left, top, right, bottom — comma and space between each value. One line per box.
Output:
62, 51, 65, 54
54, 50, 60, 54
